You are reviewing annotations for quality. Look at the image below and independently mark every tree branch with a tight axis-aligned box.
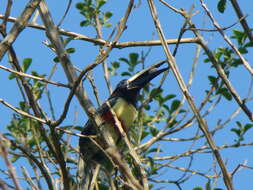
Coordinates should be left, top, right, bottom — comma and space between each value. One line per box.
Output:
147, 1, 233, 190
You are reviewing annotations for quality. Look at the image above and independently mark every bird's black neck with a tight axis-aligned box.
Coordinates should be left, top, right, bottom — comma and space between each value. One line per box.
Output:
111, 89, 139, 108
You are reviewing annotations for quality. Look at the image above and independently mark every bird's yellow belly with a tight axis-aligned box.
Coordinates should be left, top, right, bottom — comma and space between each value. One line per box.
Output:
113, 98, 137, 127
102, 98, 137, 146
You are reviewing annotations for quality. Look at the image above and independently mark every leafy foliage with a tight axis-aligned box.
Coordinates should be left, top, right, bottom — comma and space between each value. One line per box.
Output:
76, 0, 112, 27
231, 121, 253, 144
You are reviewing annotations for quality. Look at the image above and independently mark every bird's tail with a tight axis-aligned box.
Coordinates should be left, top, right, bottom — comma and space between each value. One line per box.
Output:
77, 157, 103, 190
77, 157, 92, 190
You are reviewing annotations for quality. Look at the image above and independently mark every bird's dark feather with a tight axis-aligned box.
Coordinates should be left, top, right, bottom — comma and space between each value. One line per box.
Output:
79, 97, 119, 166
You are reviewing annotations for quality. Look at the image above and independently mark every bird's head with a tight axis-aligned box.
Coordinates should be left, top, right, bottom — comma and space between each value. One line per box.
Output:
110, 61, 169, 106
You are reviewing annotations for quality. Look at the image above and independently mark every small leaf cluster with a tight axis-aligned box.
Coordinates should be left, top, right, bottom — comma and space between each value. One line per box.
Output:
6, 58, 49, 162
76, 0, 112, 27
9, 58, 46, 100
5, 102, 43, 162
109, 52, 141, 76
193, 180, 223, 190
204, 29, 253, 101
231, 121, 253, 144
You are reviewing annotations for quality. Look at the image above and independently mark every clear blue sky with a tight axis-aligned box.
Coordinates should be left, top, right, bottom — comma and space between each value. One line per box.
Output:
0, 0, 253, 189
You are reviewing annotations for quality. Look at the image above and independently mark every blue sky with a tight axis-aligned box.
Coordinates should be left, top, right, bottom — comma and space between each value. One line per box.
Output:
0, 0, 253, 189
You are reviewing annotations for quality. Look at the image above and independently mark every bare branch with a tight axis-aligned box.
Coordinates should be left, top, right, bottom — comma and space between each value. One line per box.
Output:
232, 164, 253, 177
0, 98, 47, 124
0, 14, 199, 48
0, 0, 13, 33
0, 64, 70, 88
0, 134, 23, 190
0, 0, 42, 60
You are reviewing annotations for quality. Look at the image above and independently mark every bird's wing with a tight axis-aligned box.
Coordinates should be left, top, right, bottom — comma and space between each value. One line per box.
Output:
79, 97, 117, 161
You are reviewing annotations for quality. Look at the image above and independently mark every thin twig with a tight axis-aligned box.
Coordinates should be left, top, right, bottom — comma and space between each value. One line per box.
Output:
57, 0, 72, 27
188, 14, 248, 32
231, 164, 253, 177
88, 73, 101, 106
0, 64, 70, 88
0, 0, 42, 60
0, 98, 47, 124
164, 163, 216, 179
21, 166, 40, 190
1, 0, 13, 31
4, 135, 54, 190
0, 134, 23, 190
150, 142, 253, 161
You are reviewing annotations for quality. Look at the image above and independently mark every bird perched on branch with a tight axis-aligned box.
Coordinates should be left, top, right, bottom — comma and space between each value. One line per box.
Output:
78, 62, 168, 189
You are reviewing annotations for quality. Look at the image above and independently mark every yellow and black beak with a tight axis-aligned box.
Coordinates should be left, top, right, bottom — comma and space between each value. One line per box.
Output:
126, 61, 169, 90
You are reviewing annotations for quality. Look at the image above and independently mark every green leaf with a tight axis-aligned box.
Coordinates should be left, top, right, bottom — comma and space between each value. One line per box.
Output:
238, 47, 248, 54
129, 53, 139, 65
147, 148, 160, 153
11, 154, 21, 163
236, 121, 242, 127
245, 41, 253, 47
96, 0, 106, 9
232, 58, 242, 67
217, 87, 232, 101
231, 128, 241, 137
150, 127, 159, 137
163, 94, 176, 101
217, 0, 227, 13
80, 20, 90, 27
205, 180, 211, 190
141, 130, 149, 140
66, 48, 76, 53
53, 57, 59, 63
150, 88, 162, 99
244, 124, 253, 132
76, 2, 84, 10
163, 104, 170, 112
104, 11, 113, 19
119, 57, 129, 65
232, 30, 246, 44
208, 76, 218, 88
74, 126, 84, 132
204, 57, 210, 63
8, 73, 16, 80
22, 58, 32, 72
121, 72, 131, 76
111, 61, 120, 68
170, 100, 180, 113
144, 104, 150, 111
193, 187, 203, 190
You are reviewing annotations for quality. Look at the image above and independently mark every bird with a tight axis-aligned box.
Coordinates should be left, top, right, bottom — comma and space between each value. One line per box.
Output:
78, 62, 168, 189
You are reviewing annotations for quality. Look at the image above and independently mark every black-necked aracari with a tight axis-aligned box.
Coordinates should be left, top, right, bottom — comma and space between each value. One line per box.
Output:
78, 62, 168, 185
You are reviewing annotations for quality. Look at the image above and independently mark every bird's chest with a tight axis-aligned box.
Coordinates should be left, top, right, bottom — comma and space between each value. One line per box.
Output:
101, 98, 137, 145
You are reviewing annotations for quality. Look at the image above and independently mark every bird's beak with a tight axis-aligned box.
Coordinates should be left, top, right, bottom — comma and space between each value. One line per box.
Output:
127, 61, 169, 89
